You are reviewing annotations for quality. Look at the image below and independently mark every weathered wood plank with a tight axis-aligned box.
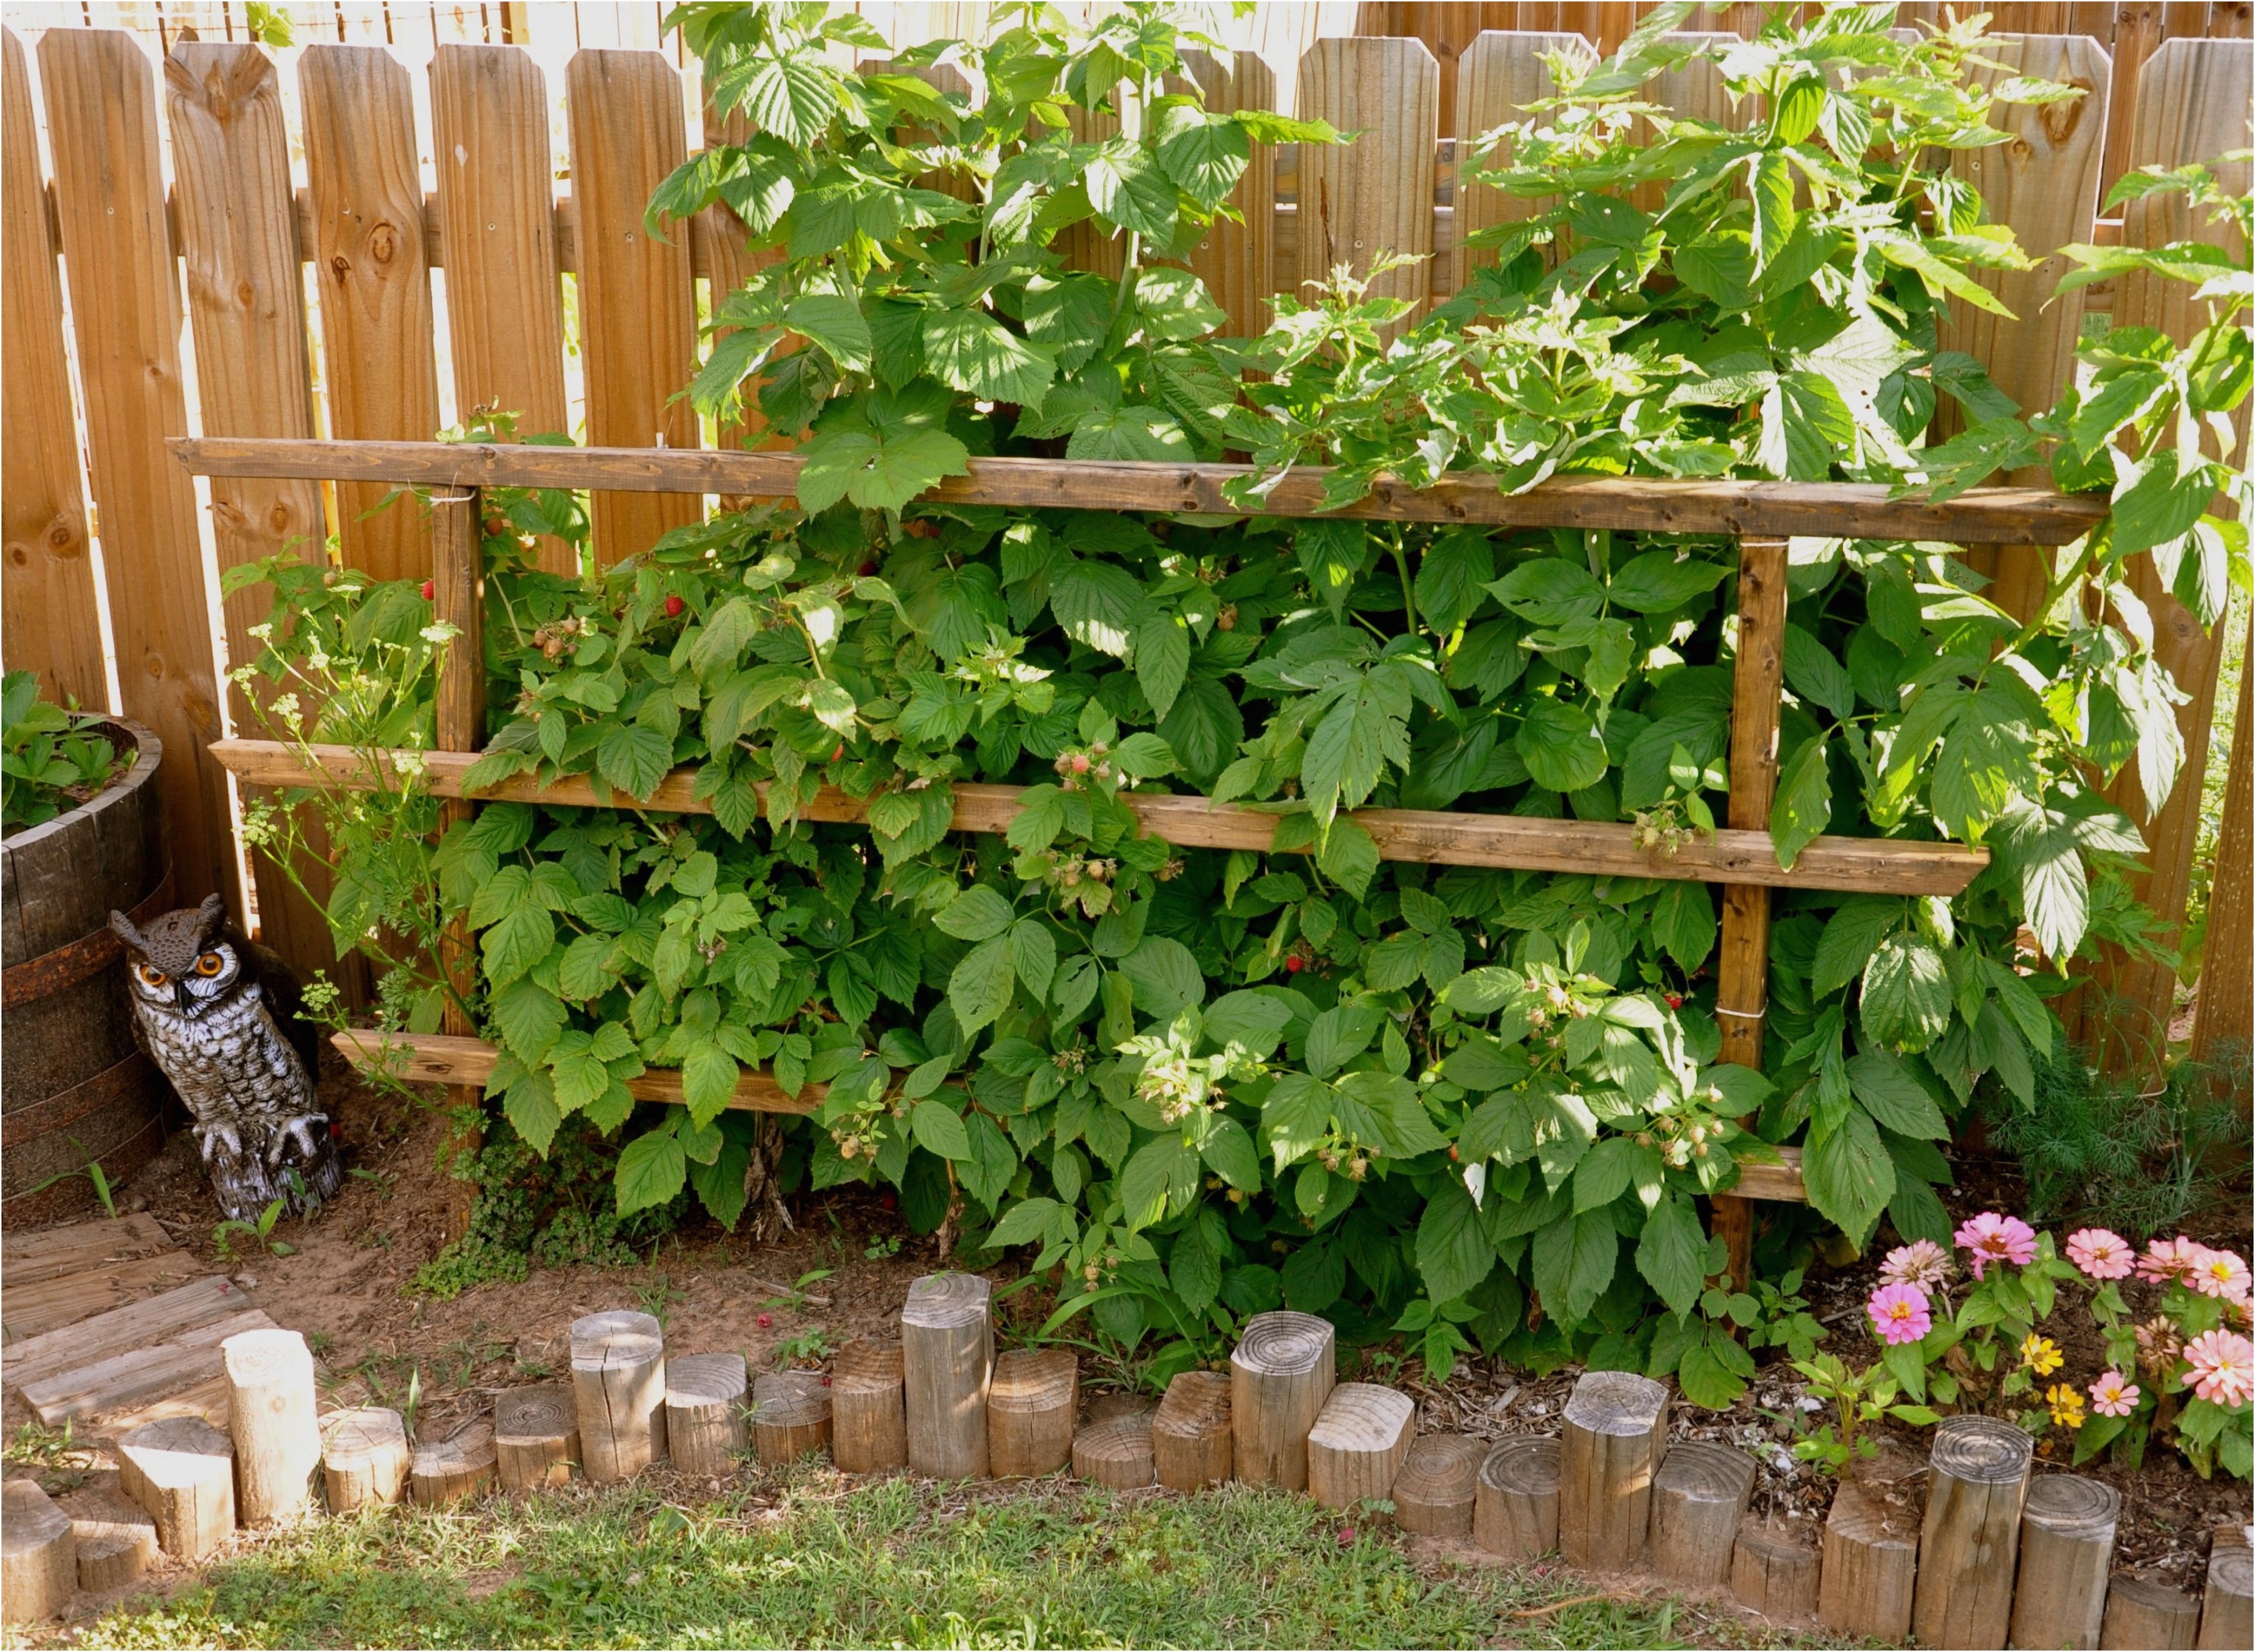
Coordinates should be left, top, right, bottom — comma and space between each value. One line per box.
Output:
0, 1252, 203, 1346
208, 738, 1990, 897
163, 39, 341, 984
38, 28, 238, 913
1, 1212, 173, 1285
1, 27, 106, 712
167, 437, 2113, 544
19, 1309, 276, 1425
298, 44, 441, 581
1297, 36, 1440, 326
565, 49, 701, 566
4, 1276, 255, 1392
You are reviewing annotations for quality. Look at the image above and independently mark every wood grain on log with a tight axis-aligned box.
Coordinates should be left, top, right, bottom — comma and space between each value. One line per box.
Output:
1732, 1518, 1821, 1622
1820, 1478, 1920, 1642
667, 1352, 748, 1475
569, 1310, 667, 1483
902, 1273, 992, 1480
987, 1349, 1078, 1479
751, 1370, 831, 1466
1152, 1370, 1232, 1491
831, 1339, 907, 1474
223, 1328, 321, 1525
116, 1415, 234, 1560
1230, 1312, 1335, 1491
1307, 1384, 1415, 1511
61, 1486, 155, 1594
1650, 1440, 1756, 1586
410, 1420, 494, 1507
1474, 1437, 1560, 1560
493, 1384, 579, 1491
319, 1406, 408, 1513
2013, 1475, 2120, 1651
1073, 1412, 1156, 1489
1, 1479, 75, 1623
169, 437, 2112, 545
2200, 1545, 2253, 1651
1390, 1432, 1482, 1538
2103, 1574, 2200, 1649
1914, 1415, 2032, 1649
1559, 1370, 1668, 1573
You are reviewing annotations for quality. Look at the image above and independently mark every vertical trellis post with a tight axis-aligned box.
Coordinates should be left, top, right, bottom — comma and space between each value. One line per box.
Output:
1711, 535, 1789, 1289
431, 488, 484, 1241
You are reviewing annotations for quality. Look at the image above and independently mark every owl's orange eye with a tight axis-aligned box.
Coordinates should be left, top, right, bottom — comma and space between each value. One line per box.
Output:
137, 964, 168, 988
195, 952, 226, 977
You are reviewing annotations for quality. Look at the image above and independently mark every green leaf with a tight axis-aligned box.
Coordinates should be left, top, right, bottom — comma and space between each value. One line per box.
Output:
739, 54, 839, 148
491, 977, 564, 1064
1860, 932, 1952, 1053
912, 1098, 974, 1162
1200, 1116, 1261, 1190
1637, 1192, 1708, 1319
480, 906, 555, 989
795, 426, 970, 515
1008, 917, 1056, 1000
596, 722, 673, 800
936, 884, 1015, 942
616, 1127, 687, 1216
1121, 1135, 1188, 1230
1813, 898, 1905, 998
1783, 627, 1855, 722
1084, 140, 1177, 243
783, 293, 871, 371
1769, 735, 1832, 871
921, 309, 1056, 409
948, 934, 1017, 1032
1416, 1179, 1497, 1305
1120, 935, 1204, 1020
1416, 531, 1494, 635
1304, 686, 1408, 823
1153, 105, 1249, 209
991, 1196, 1061, 1247
1651, 883, 1716, 973
1802, 1105, 1895, 1244
681, 1039, 739, 1126
1516, 696, 1608, 792
1608, 553, 1729, 614
1531, 1209, 1617, 1327
1847, 1047, 1947, 1139
1136, 613, 1191, 719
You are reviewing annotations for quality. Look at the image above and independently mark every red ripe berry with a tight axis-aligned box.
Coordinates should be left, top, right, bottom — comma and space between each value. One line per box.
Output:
832, 744, 846, 762
1338, 1527, 1357, 1546
820, 1375, 832, 1387
1070, 753, 1091, 774
1285, 955, 1305, 974
879, 1190, 898, 1212
419, 579, 435, 601
664, 594, 685, 618
757, 1313, 773, 1329
857, 560, 878, 577
1665, 993, 1685, 1010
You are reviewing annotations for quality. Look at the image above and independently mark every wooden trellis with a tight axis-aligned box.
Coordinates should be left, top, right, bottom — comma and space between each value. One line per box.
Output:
174, 436, 2109, 1276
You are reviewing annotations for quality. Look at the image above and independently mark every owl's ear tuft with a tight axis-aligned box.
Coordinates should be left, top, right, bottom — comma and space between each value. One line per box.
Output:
194, 893, 229, 940
109, 911, 146, 951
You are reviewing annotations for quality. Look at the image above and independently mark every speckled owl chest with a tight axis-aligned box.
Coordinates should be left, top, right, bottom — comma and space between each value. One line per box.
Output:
135, 980, 308, 1107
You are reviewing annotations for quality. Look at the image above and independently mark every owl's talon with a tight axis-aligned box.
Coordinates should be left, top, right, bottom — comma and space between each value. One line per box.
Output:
197, 1123, 243, 1163
272, 1114, 328, 1163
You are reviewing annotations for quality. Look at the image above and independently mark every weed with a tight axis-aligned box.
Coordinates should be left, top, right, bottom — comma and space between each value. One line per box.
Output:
214, 1197, 294, 1264
634, 1272, 684, 1332
863, 1233, 903, 1262
769, 1327, 835, 1368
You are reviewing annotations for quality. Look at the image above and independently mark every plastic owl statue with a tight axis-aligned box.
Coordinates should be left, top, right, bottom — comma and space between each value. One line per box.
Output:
109, 894, 340, 1222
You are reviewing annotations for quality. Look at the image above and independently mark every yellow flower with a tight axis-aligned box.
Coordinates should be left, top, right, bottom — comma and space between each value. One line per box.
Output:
2046, 1383, 2086, 1429
2021, 1334, 2064, 1377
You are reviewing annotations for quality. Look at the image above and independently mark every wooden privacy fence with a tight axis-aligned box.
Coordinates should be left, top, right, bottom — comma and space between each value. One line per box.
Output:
174, 434, 2123, 1278
1, 17, 2249, 1077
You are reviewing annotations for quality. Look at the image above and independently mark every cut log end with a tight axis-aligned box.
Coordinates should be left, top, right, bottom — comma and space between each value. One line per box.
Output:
116, 1415, 235, 1560
62, 1487, 156, 1594
667, 1352, 749, 1477
493, 1383, 580, 1492
411, 1420, 496, 1507
1649, 1440, 1756, 1588
987, 1349, 1078, 1480
1474, 1436, 1560, 1560
1559, 1370, 1668, 1574
1152, 1369, 1232, 1491
2013, 1474, 2121, 1652
222, 1326, 320, 1528
1731, 1517, 1820, 1623
1391, 1432, 1482, 1538
2201, 1545, 2253, 1651
1073, 1412, 1156, 1490
831, 1338, 907, 1474
569, 1309, 667, 1483
1819, 1478, 1921, 1643
1, 1479, 78, 1625
902, 1274, 992, 1480
1230, 1311, 1335, 1491
2103, 1573, 2201, 1651
320, 1405, 408, 1514
1914, 1414, 2034, 1651
1306, 1383, 1414, 1511
751, 1369, 832, 1467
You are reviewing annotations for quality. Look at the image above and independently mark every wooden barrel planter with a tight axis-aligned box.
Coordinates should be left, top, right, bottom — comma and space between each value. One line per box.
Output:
1, 719, 174, 1221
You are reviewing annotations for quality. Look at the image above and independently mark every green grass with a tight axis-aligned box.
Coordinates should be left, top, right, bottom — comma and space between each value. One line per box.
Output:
43, 1472, 1828, 1651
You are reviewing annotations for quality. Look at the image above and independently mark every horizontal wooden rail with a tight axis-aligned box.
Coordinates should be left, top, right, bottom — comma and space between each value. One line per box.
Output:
169, 437, 2109, 544
212, 740, 1989, 895
328, 1029, 1807, 1202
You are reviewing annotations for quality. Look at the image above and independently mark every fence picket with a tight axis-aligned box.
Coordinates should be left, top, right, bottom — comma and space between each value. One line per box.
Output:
2083, 36, 2252, 1078
1295, 36, 1440, 323
1941, 33, 2114, 620
693, 98, 783, 454
37, 27, 237, 912
1, 27, 105, 712
299, 44, 442, 581
164, 39, 344, 978
1449, 30, 1594, 297
431, 43, 575, 571
1171, 48, 1278, 337
565, 48, 701, 565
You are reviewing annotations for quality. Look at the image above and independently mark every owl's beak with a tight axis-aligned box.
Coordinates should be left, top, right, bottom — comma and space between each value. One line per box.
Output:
175, 980, 195, 1015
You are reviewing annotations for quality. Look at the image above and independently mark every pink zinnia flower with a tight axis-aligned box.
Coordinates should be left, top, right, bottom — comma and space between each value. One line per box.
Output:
2191, 1249, 2252, 1304
1879, 1240, 1952, 1289
2136, 1235, 2205, 1284
1955, 1213, 2037, 1280
2066, 1227, 2134, 1281
1867, 1283, 1933, 1346
2089, 1369, 2140, 1418
2183, 1329, 2255, 1409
